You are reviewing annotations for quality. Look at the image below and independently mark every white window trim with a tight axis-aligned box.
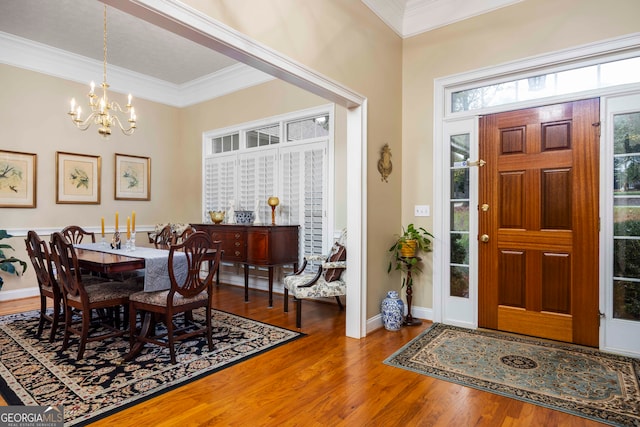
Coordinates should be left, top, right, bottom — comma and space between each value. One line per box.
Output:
433, 33, 640, 336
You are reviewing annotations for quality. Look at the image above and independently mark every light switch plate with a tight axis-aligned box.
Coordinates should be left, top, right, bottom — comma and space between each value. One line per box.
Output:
414, 205, 430, 217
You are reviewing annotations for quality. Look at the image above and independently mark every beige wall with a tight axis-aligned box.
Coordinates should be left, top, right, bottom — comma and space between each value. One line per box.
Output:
402, 0, 640, 308
180, 0, 405, 317
0, 64, 180, 292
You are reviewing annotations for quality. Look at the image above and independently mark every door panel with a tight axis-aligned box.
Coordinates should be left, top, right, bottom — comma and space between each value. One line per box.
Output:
479, 99, 600, 347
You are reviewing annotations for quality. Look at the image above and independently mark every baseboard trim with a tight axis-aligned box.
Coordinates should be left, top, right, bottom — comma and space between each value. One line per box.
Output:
0, 287, 40, 302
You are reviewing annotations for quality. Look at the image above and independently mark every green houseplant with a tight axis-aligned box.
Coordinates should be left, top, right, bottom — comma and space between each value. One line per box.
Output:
387, 224, 434, 287
0, 229, 27, 290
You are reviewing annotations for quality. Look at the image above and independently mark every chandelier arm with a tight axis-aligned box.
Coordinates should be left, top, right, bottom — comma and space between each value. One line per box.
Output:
111, 115, 137, 134
71, 113, 99, 131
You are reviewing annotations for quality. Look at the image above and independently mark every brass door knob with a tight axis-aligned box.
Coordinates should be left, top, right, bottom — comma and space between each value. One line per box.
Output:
480, 234, 490, 243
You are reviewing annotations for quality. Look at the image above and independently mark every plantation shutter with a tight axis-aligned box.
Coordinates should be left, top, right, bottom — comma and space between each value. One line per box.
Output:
204, 153, 236, 213
238, 149, 277, 220
281, 142, 327, 258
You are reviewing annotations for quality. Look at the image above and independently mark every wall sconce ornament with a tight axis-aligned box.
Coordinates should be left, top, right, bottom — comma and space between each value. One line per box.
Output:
377, 144, 392, 182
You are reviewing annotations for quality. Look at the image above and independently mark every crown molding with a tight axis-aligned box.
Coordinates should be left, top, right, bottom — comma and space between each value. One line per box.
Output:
361, 0, 406, 37
363, 0, 524, 38
0, 31, 274, 108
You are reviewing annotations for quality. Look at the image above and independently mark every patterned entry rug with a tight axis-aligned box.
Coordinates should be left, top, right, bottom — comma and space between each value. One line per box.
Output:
0, 309, 303, 426
384, 323, 640, 427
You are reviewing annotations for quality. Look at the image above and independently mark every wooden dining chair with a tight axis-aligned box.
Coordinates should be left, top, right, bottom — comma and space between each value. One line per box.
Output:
174, 225, 195, 245
128, 231, 222, 364
61, 225, 96, 244
49, 232, 142, 360
153, 224, 175, 250
24, 231, 63, 342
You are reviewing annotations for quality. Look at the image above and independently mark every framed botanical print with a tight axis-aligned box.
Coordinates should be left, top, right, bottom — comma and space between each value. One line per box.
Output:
56, 151, 101, 204
115, 153, 150, 201
0, 150, 37, 208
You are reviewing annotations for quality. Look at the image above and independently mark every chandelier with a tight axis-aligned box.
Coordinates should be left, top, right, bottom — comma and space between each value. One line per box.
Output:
67, 5, 137, 138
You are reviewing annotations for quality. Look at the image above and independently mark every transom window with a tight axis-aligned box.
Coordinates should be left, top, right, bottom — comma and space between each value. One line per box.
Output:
451, 56, 640, 113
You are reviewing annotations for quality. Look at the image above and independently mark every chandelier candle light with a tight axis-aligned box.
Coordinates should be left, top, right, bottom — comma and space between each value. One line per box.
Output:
67, 5, 137, 138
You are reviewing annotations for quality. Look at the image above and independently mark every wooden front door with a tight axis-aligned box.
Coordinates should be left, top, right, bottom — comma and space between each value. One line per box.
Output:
478, 99, 600, 347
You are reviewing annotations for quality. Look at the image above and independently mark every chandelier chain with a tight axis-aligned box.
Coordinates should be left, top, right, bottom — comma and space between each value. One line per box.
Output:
103, 5, 107, 86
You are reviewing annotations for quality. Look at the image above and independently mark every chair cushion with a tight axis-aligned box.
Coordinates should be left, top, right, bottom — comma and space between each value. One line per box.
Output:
323, 243, 346, 282
129, 289, 209, 307
283, 274, 346, 299
67, 281, 142, 304
172, 223, 191, 236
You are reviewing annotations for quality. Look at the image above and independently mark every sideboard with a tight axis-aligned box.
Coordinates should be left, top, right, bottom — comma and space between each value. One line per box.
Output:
191, 224, 299, 307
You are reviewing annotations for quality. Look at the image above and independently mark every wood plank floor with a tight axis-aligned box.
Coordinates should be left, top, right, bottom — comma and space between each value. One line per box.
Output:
0, 285, 606, 426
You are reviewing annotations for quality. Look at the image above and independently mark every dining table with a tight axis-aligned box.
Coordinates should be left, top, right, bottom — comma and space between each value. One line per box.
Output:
74, 243, 188, 292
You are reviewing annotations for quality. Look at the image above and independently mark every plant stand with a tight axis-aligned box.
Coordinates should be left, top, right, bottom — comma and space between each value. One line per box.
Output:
400, 257, 422, 326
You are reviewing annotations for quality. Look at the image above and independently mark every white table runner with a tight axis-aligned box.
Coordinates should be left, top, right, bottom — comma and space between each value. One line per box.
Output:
74, 243, 187, 292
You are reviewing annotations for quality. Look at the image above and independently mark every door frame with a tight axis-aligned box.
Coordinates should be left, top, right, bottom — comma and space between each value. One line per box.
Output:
433, 34, 640, 352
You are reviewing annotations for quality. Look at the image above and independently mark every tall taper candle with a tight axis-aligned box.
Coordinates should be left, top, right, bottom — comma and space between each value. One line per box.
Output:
101, 217, 105, 237
127, 217, 131, 240
115, 212, 119, 231
132, 211, 136, 232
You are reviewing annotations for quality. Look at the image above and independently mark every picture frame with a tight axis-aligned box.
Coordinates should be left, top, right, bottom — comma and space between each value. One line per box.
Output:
56, 151, 101, 204
0, 150, 37, 208
115, 153, 150, 201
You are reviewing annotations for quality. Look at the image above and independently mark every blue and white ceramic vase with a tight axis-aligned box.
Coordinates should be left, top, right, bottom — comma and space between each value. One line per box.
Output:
381, 291, 404, 331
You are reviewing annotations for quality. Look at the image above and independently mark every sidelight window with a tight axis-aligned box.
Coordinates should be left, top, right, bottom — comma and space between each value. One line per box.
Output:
612, 111, 640, 321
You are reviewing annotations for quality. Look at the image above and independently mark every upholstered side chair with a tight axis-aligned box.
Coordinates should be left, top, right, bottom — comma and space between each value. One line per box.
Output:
283, 229, 347, 328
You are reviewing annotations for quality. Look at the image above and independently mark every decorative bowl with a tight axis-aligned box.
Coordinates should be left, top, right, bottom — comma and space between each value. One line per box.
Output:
235, 210, 254, 224
209, 211, 225, 224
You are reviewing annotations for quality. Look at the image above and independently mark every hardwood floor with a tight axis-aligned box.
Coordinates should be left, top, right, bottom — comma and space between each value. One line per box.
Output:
0, 285, 605, 426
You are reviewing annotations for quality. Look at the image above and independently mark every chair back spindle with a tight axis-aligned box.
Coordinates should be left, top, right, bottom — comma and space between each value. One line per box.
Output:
61, 225, 96, 244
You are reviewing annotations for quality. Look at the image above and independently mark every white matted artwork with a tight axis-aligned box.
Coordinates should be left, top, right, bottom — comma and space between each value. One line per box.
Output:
0, 150, 37, 208
115, 153, 150, 201
56, 151, 101, 204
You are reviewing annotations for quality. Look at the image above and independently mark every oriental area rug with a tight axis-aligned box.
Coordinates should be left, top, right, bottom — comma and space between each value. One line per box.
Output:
0, 309, 303, 426
384, 323, 640, 427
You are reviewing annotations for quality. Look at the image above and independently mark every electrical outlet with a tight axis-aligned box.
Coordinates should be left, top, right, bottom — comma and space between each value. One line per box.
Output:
414, 205, 430, 217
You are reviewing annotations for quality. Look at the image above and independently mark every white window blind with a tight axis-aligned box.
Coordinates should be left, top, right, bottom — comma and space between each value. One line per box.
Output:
202, 107, 332, 261
204, 153, 236, 213
281, 143, 326, 258
238, 149, 277, 219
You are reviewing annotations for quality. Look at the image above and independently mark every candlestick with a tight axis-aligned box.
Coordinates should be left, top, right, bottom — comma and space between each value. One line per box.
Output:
115, 211, 119, 231
267, 196, 280, 225
132, 211, 136, 232
127, 217, 131, 240
101, 217, 105, 237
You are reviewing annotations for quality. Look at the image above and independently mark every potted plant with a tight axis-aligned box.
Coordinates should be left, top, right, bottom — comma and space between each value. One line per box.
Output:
387, 223, 434, 284
384, 224, 434, 328
0, 229, 27, 290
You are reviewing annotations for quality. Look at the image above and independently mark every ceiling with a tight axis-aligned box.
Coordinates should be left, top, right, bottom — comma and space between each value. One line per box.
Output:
0, 0, 522, 106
